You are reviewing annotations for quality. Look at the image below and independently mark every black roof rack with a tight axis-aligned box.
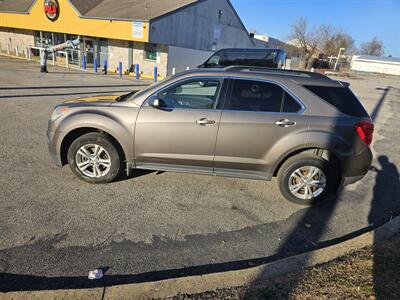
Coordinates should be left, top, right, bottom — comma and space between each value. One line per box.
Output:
223, 65, 331, 80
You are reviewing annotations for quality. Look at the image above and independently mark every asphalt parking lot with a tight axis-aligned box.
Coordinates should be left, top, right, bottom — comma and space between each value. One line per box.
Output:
0, 56, 399, 292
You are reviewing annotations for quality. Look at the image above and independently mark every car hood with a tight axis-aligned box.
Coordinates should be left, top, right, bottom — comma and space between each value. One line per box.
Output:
63, 94, 123, 105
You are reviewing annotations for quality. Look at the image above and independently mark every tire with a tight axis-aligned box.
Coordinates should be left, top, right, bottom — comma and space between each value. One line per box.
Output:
277, 153, 338, 205
67, 132, 122, 183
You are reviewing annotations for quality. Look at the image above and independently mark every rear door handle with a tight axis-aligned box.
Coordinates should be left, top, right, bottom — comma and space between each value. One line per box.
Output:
275, 119, 296, 127
196, 118, 216, 126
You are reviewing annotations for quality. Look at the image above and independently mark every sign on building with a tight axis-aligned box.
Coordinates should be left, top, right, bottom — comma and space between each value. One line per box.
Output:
132, 22, 144, 39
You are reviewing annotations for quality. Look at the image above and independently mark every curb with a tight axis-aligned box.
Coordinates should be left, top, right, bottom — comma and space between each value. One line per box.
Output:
2, 216, 399, 300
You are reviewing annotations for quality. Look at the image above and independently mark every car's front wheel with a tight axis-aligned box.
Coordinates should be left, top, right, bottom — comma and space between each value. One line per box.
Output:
277, 153, 338, 205
67, 132, 122, 183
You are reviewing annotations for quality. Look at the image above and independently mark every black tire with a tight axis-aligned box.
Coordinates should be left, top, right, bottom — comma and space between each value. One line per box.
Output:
277, 153, 338, 205
67, 132, 122, 183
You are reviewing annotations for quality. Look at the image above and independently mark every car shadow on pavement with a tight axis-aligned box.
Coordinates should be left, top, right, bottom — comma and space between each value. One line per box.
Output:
370, 156, 400, 299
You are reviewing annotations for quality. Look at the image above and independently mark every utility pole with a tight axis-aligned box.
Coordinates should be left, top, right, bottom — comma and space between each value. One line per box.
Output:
334, 47, 345, 71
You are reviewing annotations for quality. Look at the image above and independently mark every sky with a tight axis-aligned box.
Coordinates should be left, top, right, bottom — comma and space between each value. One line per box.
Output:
231, 0, 400, 57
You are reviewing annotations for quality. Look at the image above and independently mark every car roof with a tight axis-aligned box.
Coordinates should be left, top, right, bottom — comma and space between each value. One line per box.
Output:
177, 66, 342, 87
214, 48, 285, 53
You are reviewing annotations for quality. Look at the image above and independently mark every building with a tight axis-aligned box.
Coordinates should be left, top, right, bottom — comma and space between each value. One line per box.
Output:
252, 34, 286, 49
0, 0, 257, 77
351, 55, 400, 76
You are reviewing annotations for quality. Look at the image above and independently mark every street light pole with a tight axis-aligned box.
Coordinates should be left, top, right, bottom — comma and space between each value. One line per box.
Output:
334, 47, 345, 71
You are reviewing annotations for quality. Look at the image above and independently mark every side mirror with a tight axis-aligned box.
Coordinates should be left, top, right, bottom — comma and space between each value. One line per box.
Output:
152, 99, 160, 108
149, 95, 160, 108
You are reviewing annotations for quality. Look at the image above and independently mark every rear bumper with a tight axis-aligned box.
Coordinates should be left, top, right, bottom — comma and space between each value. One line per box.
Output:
340, 146, 372, 185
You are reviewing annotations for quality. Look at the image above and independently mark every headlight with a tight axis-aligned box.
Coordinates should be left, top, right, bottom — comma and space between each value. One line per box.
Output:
50, 106, 69, 122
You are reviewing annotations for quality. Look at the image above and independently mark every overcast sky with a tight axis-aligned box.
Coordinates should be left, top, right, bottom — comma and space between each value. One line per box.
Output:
231, 0, 400, 57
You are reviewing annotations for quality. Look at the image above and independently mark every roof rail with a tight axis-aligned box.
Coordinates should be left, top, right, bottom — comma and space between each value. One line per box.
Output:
223, 65, 330, 80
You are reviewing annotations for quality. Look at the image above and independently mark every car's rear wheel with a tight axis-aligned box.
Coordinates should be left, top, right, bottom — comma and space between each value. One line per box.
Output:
277, 153, 338, 205
67, 132, 121, 183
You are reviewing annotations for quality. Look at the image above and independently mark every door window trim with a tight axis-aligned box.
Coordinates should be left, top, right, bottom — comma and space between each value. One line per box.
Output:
223, 77, 306, 115
142, 75, 306, 114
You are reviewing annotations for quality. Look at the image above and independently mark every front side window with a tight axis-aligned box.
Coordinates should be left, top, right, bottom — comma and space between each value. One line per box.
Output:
158, 79, 222, 109
225, 79, 283, 112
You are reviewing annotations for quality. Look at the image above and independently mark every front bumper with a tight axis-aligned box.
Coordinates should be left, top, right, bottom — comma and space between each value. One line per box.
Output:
47, 123, 63, 167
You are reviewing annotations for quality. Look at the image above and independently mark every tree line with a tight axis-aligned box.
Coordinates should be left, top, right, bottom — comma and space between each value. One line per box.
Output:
287, 17, 384, 68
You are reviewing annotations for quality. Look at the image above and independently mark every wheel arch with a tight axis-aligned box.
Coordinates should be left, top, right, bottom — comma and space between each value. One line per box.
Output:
60, 127, 126, 166
272, 147, 341, 178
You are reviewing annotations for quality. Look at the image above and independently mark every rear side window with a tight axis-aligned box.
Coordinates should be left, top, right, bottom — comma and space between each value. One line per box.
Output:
226, 80, 283, 112
304, 85, 368, 117
282, 92, 301, 112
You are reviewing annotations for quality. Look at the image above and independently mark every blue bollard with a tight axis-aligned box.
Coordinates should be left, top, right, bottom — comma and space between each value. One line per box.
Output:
104, 59, 108, 75
82, 55, 86, 70
153, 66, 158, 82
94, 57, 97, 73
135, 64, 139, 80
119, 61, 122, 77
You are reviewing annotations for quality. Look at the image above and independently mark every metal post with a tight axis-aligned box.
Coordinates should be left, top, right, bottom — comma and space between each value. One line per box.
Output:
334, 48, 345, 71
154, 66, 158, 82
82, 55, 86, 70
119, 61, 122, 77
66, 53, 69, 68
135, 64, 139, 80
172, 67, 176, 75
94, 57, 97, 73
28, 47, 31, 61
104, 59, 108, 75
52, 52, 55, 65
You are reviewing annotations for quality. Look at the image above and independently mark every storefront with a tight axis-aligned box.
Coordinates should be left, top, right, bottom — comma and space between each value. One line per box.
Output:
0, 0, 258, 77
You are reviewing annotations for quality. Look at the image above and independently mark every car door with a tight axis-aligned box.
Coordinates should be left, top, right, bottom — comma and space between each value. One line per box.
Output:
214, 78, 308, 179
134, 78, 225, 174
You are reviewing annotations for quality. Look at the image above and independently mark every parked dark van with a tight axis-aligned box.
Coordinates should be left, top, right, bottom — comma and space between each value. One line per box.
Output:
199, 48, 286, 69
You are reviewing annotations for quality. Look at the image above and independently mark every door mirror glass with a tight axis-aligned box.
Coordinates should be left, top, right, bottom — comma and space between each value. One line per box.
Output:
149, 95, 160, 108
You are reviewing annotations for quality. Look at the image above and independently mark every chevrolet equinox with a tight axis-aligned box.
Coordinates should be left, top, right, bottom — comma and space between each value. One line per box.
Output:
47, 66, 373, 205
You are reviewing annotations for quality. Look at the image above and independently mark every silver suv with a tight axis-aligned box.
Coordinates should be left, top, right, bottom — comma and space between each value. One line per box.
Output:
47, 67, 373, 205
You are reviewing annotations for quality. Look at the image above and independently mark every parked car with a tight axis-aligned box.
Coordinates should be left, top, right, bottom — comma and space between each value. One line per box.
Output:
198, 48, 286, 69
47, 66, 373, 205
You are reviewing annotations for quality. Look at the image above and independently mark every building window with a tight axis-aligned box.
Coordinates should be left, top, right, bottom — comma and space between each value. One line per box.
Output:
144, 43, 157, 61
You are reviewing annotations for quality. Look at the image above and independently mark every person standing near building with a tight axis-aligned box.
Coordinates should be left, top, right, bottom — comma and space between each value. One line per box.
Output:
40, 49, 49, 73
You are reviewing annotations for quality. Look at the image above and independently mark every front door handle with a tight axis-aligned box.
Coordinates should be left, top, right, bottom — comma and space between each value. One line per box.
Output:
196, 118, 216, 126
275, 119, 296, 127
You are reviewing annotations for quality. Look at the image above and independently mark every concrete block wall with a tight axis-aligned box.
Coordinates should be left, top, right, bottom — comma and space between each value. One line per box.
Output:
108, 39, 130, 72
0, 27, 35, 56
131, 42, 168, 78
108, 40, 168, 78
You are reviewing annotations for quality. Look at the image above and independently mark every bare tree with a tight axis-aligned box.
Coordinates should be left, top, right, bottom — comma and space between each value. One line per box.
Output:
360, 37, 384, 56
289, 18, 329, 68
323, 31, 356, 56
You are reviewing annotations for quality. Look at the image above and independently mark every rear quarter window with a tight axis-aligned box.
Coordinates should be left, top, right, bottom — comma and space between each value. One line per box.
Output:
303, 85, 368, 117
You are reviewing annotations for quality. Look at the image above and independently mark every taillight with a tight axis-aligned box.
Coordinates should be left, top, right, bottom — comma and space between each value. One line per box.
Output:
354, 120, 374, 146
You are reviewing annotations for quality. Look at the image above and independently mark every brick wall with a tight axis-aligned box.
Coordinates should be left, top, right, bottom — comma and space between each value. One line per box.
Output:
0, 27, 35, 57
